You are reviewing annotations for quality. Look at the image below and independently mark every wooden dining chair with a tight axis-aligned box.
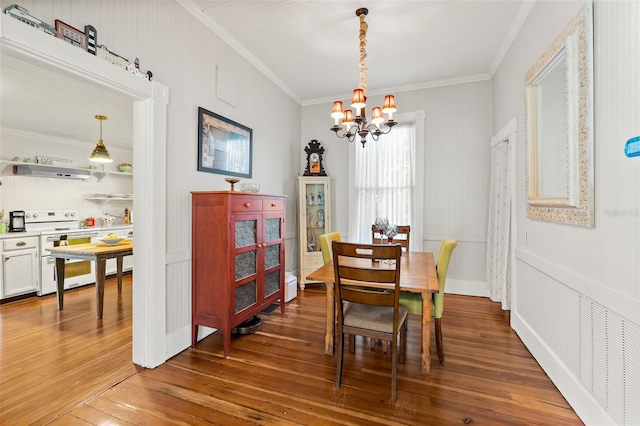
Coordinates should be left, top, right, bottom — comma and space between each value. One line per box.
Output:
398, 237, 457, 363
371, 224, 411, 251
318, 231, 341, 265
332, 241, 407, 401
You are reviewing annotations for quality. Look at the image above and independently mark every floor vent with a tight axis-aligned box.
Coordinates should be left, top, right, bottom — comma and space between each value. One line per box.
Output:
578, 296, 640, 425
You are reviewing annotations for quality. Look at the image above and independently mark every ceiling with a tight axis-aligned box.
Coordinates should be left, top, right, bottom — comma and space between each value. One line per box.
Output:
183, 0, 533, 105
0, 1, 532, 150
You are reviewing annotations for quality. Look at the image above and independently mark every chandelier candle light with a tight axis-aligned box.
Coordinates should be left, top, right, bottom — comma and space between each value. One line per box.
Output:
330, 8, 397, 147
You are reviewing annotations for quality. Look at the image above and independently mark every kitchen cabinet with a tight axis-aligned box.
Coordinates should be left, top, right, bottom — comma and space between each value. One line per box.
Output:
1, 235, 39, 299
191, 191, 286, 357
296, 176, 332, 290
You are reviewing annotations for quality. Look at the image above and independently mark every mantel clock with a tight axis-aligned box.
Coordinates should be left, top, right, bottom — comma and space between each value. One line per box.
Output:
303, 140, 327, 176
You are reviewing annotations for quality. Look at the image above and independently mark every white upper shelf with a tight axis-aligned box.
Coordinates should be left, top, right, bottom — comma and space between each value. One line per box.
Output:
0, 13, 152, 101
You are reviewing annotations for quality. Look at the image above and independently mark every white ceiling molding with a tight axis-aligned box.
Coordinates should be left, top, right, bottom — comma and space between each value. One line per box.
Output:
302, 73, 492, 107
488, 0, 536, 76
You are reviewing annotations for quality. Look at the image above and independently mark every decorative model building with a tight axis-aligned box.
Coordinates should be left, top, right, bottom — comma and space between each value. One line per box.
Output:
127, 58, 150, 80
84, 24, 97, 55
4, 4, 56, 36
55, 20, 86, 49
97, 45, 129, 69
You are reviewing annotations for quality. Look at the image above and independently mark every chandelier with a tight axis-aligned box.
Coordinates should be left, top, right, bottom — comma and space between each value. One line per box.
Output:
330, 8, 397, 148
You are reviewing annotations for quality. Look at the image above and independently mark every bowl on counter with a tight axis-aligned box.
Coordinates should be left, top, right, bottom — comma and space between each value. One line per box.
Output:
100, 217, 114, 226
97, 235, 126, 246
118, 165, 133, 173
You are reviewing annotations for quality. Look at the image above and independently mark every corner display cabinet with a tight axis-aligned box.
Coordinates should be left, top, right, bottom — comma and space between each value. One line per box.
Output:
191, 191, 286, 357
297, 176, 332, 290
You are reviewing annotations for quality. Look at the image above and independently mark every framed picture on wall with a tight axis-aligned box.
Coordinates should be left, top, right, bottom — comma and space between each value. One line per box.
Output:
198, 107, 253, 178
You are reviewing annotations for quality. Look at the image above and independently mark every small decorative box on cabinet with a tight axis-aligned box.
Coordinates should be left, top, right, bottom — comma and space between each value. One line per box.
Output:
191, 191, 286, 357
297, 176, 331, 290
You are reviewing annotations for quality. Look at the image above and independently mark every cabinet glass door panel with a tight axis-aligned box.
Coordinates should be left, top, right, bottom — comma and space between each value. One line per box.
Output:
264, 217, 282, 242
264, 244, 280, 269
264, 270, 280, 297
235, 280, 257, 313
235, 250, 257, 281
304, 183, 326, 252
235, 219, 257, 247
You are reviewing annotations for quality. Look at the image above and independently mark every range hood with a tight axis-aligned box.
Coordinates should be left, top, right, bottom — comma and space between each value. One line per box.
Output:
13, 164, 91, 180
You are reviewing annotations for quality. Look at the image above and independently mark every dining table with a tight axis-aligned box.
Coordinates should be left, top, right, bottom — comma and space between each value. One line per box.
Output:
306, 250, 439, 374
46, 240, 133, 319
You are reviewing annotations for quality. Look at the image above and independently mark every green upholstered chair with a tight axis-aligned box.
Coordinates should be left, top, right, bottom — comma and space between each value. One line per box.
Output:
399, 237, 457, 363
319, 232, 341, 265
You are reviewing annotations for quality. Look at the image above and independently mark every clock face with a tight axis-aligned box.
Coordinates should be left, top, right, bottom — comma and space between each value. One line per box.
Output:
310, 153, 319, 162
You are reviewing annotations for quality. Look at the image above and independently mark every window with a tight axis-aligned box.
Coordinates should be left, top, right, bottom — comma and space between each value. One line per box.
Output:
348, 110, 424, 248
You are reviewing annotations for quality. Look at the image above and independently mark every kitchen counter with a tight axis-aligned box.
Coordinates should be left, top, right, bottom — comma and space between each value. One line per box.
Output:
0, 225, 132, 239
0, 231, 41, 239
82, 224, 133, 232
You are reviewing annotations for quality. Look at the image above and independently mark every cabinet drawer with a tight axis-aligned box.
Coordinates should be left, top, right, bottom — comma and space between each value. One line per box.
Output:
2, 236, 38, 251
262, 198, 284, 212
231, 197, 261, 212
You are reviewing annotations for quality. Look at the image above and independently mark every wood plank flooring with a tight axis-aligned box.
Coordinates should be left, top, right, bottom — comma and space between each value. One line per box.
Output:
0, 277, 583, 425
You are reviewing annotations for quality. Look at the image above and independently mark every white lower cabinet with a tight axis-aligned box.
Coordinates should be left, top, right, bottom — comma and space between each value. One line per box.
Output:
99, 226, 133, 275
1, 236, 39, 299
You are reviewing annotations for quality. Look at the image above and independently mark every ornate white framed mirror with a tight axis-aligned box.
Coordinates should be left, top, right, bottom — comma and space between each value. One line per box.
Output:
525, 3, 594, 227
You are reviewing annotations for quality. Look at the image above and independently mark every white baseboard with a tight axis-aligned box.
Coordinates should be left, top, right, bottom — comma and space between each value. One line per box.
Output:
445, 279, 489, 297
511, 311, 615, 426
166, 324, 216, 361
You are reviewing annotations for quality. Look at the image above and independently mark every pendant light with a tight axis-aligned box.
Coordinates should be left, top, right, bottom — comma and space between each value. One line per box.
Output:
90, 115, 113, 163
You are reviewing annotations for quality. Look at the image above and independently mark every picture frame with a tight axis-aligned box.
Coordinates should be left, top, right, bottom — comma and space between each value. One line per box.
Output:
198, 107, 253, 178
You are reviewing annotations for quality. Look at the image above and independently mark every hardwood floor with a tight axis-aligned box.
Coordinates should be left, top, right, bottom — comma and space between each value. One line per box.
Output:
0, 277, 583, 425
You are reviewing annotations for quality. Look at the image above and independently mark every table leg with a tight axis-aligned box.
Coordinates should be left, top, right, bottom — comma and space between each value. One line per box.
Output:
325, 281, 334, 355
421, 290, 432, 374
116, 256, 123, 293
55, 258, 66, 310
95, 259, 106, 319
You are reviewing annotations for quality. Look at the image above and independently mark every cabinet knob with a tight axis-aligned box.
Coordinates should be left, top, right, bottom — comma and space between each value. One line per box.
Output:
245, 203, 251, 207
257, 243, 262, 248
16, 241, 27, 247
271, 203, 276, 207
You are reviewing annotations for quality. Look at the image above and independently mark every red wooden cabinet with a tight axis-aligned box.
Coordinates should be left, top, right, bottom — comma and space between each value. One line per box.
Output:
191, 191, 286, 357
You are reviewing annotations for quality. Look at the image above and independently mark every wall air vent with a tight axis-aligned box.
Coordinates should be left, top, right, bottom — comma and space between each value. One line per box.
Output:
579, 295, 640, 425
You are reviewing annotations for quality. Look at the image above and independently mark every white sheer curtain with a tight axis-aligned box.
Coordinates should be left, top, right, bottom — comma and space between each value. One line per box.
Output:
486, 138, 511, 310
352, 122, 416, 243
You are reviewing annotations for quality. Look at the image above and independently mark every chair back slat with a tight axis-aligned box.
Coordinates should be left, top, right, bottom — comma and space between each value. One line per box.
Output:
337, 265, 398, 284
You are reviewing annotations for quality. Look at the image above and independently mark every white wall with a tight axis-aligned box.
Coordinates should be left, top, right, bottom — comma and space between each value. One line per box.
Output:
0, 0, 301, 359
0, 130, 133, 223
493, 1, 640, 424
302, 80, 493, 296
